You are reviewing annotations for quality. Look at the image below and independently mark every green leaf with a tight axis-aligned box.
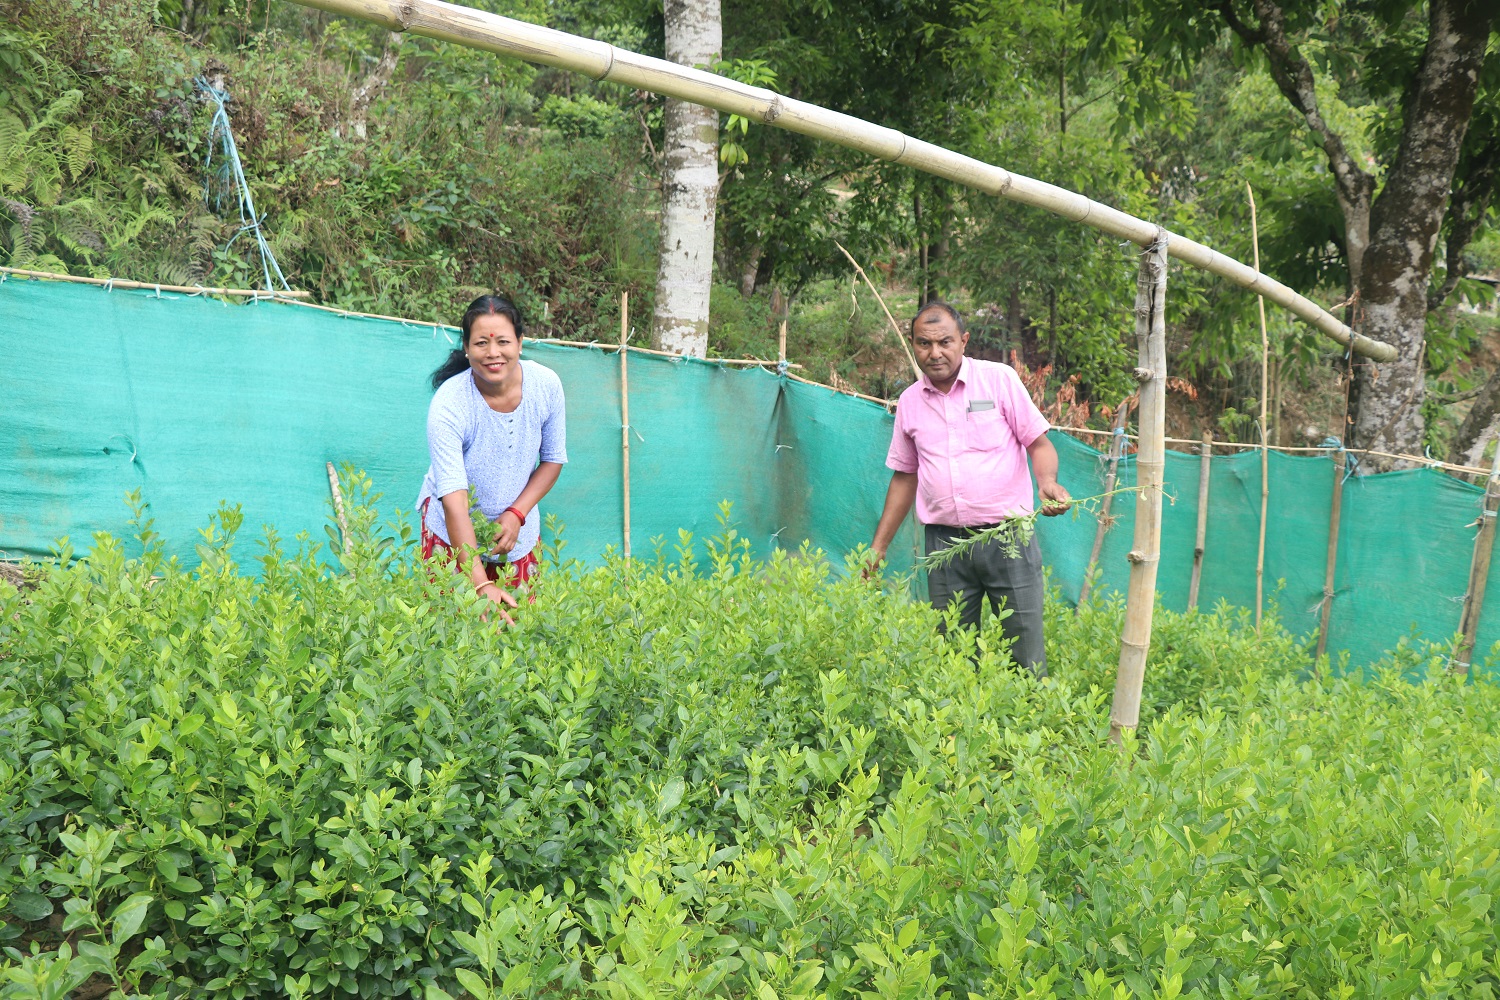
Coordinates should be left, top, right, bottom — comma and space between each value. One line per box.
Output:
897, 917, 919, 950
110, 893, 152, 944
454, 968, 491, 1000
657, 776, 685, 817
8, 891, 54, 922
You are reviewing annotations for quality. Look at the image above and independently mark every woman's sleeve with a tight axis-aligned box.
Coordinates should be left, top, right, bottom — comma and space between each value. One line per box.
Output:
539, 373, 568, 464
427, 390, 469, 497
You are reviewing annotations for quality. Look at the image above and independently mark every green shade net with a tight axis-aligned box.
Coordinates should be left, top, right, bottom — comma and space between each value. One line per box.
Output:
1, 277, 1491, 666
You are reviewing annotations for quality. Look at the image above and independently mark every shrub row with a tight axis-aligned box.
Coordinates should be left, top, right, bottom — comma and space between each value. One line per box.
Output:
1, 492, 1497, 998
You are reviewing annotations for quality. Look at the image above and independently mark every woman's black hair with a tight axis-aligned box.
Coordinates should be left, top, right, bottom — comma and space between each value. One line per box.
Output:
429, 294, 526, 390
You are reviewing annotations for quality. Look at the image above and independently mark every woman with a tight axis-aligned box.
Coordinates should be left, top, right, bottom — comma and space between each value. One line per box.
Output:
416, 294, 566, 617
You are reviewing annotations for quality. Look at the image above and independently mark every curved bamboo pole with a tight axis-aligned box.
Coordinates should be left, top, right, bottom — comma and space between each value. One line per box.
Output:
289, 0, 1395, 362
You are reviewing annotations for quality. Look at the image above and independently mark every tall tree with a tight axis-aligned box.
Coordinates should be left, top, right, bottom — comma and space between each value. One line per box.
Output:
651, 0, 720, 357
1102, 0, 1497, 467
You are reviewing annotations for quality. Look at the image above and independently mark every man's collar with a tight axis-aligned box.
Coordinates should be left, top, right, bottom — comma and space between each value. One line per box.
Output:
920, 355, 970, 394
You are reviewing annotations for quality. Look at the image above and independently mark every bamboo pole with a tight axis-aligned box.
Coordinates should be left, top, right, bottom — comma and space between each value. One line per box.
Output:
1188, 431, 1212, 610
832, 241, 921, 379
1315, 446, 1347, 664
326, 462, 353, 560
619, 292, 632, 561
1078, 398, 1131, 609
778, 318, 787, 367
1452, 441, 1500, 675
1063, 426, 1495, 477
283, 0, 1393, 362
1249, 183, 1270, 631
0, 265, 313, 298
1109, 230, 1169, 745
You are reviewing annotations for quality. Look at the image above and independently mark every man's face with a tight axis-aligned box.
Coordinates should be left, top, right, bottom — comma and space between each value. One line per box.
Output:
912, 310, 968, 385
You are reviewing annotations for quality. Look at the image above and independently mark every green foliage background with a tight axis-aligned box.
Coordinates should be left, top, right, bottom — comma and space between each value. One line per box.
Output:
0, 0, 1495, 423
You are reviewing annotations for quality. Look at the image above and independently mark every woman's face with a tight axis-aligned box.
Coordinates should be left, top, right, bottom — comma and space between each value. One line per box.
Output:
465, 313, 521, 389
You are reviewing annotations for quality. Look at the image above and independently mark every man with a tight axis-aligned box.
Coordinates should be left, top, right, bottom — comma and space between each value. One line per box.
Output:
869, 301, 1070, 677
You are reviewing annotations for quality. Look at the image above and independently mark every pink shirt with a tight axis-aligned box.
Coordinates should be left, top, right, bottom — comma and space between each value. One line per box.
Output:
886, 357, 1051, 527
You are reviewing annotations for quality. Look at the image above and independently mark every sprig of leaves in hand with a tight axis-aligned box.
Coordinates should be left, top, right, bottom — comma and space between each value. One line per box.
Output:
920, 486, 1168, 570
468, 486, 499, 554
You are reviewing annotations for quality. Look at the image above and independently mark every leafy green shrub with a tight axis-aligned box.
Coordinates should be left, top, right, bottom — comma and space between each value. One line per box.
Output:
536, 95, 627, 140
1, 486, 1498, 999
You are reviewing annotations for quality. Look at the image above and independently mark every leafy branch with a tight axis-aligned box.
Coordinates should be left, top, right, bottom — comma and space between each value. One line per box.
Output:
920, 485, 1170, 570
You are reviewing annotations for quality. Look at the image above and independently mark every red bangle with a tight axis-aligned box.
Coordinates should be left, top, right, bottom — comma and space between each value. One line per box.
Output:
503, 506, 527, 524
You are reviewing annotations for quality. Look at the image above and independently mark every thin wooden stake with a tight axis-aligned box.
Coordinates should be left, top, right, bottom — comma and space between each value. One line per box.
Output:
833, 241, 921, 379
326, 462, 353, 561
620, 292, 633, 561
1452, 440, 1500, 675
778, 318, 788, 366
1078, 398, 1131, 610
1188, 431, 1212, 610
1110, 229, 1169, 745
1249, 182, 1269, 631
1315, 447, 1347, 666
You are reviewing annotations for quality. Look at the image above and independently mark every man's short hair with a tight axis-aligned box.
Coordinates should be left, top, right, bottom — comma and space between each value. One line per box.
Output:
911, 299, 966, 336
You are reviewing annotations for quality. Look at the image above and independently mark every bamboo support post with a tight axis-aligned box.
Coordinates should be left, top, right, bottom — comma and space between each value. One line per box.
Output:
833, 241, 920, 379
619, 292, 632, 561
1077, 398, 1131, 609
1249, 183, 1269, 631
1188, 431, 1212, 610
1110, 230, 1169, 745
326, 462, 353, 561
1315, 447, 1347, 664
1452, 441, 1500, 674
778, 318, 787, 366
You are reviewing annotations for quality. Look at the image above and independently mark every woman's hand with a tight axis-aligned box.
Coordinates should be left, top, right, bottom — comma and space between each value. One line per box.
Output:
477, 581, 518, 625
493, 509, 523, 554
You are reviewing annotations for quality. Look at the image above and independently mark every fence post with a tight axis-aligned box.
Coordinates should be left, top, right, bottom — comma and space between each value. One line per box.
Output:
1315, 446, 1347, 666
619, 292, 632, 561
1188, 431, 1211, 610
1452, 442, 1500, 675
1110, 229, 1168, 745
1249, 182, 1270, 631
1078, 398, 1131, 610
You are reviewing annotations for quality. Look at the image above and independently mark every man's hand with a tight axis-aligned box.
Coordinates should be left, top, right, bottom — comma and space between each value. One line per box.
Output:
493, 510, 523, 554
862, 545, 887, 580
1037, 479, 1071, 516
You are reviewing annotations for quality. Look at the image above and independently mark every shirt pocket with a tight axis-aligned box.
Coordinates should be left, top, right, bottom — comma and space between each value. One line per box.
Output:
964, 407, 1005, 451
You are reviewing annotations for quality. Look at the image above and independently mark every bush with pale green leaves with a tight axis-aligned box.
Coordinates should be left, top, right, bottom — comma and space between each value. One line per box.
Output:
2, 483, 1498, 999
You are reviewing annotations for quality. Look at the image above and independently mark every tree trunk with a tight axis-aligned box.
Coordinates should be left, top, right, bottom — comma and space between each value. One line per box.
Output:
345, 32, 403, 140
1221, 0, 1495, 468
1346, 0, 1493, 462
738, 244, 761, 298
650, 0, 721, 357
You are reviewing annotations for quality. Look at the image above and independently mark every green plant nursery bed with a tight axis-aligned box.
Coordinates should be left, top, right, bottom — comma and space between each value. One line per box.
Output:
2, 500, 1498, 1000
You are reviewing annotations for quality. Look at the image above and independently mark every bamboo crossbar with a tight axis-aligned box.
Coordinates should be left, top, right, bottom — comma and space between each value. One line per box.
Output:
287, 0, 1395, 363
0, 266, 313, 298
1060, 426, 1492, 479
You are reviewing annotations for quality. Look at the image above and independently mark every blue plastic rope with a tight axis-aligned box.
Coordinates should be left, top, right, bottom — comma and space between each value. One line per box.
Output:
197, 78, 290, 294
